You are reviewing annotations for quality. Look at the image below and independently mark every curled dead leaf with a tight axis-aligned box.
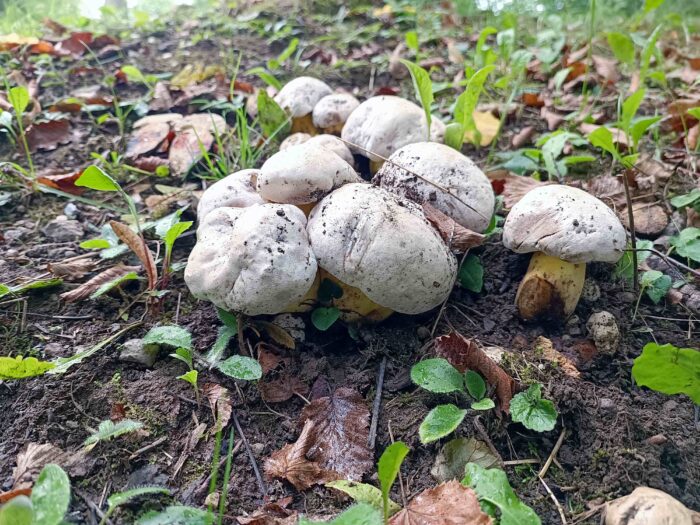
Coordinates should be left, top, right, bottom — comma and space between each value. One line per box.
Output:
36, 171, 85, 195
620, 203, 668, 237
237, 497, 297, 525
47, 258, 95, 281
60, 264, 141, 303
422, 203, 485, 253
259, 376, 309, 403
109, 221, 157, 290
486, 172, 552, 209
125, 121, 170, 159
512, 126, 535, 148
26, 119, 71, 152
203, 383, 232, 429
12, 443, 88, 490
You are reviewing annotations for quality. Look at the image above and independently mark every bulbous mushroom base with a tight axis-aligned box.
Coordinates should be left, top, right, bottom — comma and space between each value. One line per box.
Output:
291, 114, 319, 135
320, 270, 393, 323
515, 252, 585, 322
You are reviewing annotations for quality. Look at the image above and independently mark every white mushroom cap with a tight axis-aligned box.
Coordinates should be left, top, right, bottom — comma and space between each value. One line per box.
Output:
307, 183, 457, 314
280, 133, 311, 150
305, 134, 354, 166
376, 142, 494, 232
604, 487, 697, 525
340, 96, 446, 161
196, 169, 265, 222
274, 76, 333, 118
312, 93, 360, 131
502, 185, 626, 263
185, 204, 317, 315
258, 143, 361, 205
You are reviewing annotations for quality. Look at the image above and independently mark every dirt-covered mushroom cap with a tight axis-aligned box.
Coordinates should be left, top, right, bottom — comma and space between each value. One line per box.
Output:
185, 204, 317, 315
376, 142, 494, 233
305, 134, 354, 166
280, 133, 311, 150
258, 143, 361, 205
340, 96, 446, 163
196, 169, 265, 221
604, 487, 697, 525
307, 183, 457, 314
274, 76, 332, 119
312, 93, 360, 134
503, 185, 626, 264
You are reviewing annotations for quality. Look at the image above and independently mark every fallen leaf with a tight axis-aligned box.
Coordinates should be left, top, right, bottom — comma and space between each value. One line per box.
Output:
688, 123, 699, 150
60, 264, 141, 303
521, 92, 544, 107
47, 258, 95, 281
620, 203, 668, 237
237, 497, 297, 525
388, 43, 408, 80
26, 119, 71, 152
533, 336, 580, 379
422, 203, 485, 253
171, 422, 207, 479
431, 437, 500, 483
131, 156, 170, 173
0, 487, 32, 504
444, 38, 464, 64
36, 171, 84, 195
258, 343, 291, 374
12, 443, 87, 490
109, 221, 157, 290
254, 321, 296, 350
43, 18, 68, 35
464, 111, 500, 146
388, 480, 492, 525
134, 113, 183, 128
541, 107, 565, 130
511, 126, 535, 148
259, 376, 309, 403
633, 155, 672, 192
203, 383, 232, 429
149, 81, 174, 112
168, 114, 227, 176
29, 41, 56, 55
264, 420, 338, 490
434, 332, 516, 414
55, 31, 94, 57
592, 55, 620, 85
125, 121, 170, 159
487, 172, 552, 209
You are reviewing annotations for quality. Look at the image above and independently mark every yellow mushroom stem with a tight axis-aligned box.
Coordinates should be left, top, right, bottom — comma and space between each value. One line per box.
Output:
320, 123, 344, 136
319, 270, 393, 323
290, 114, 318, 135
296, 202, 316, 217
515, 252, 585, 321
282, 272, 320, 313
369, 159, 384, 175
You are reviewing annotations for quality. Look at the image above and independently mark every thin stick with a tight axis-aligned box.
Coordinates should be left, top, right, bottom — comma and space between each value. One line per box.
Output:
621, 173, 639, 291
368, 357, 387, 451
175, 292, 182, 324
538, 475, 568, 525
629, 247, 700, 280
232, 410, 266, 498
539, 427, 567, 478
503, 458, 541, 465
129, 436, 168, 460
473, 416, 504, 467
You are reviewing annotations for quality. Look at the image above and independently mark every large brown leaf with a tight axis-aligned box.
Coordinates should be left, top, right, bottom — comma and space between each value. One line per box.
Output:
300, 387, 373, 481
26, 119, 71, 152
435, 333, 516, 414
109, 221, 157, 290
422, 204, 485, 253
125, 121, 170, 159
259, 376, 309, 403
389, 480, 492, 525
60, 264, 140, 302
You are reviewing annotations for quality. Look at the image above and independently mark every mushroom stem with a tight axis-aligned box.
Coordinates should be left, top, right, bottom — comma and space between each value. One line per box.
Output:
515, 252, 585, 321
370, 159, 384, 175
320, 270, 393, 323
291, 114, 318, 135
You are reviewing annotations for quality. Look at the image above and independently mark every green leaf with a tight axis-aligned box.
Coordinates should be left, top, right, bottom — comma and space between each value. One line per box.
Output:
317, 278, 344, 303
411, 358, 464, 393
670, 227, 700, 262
121, 65, 146, 83
143, 325, 192, 350
671, 188, 700, 209
311, 307, 340, 331
257, 90, 290, 138
164, 220, 192, 252
455, 65, 494, 146
464, 370, 487, 400
80, 238, 112, 250
620, 89, 645, 135
299, 503, 382, 525
8, 86, 29, 115
0, 495, 33, 525
405, 31, 418, 52
270, 38, 298, 69
245, 67, 282, 90
419, 404, 467, 443
607, 32, 635, 65
614, 239, 653, 281
107, 487, 169, 510
178, 369, 198, 388
75, 165, 121, 192
217, 308, 239, 330
629, 116, 660, 148
31, 464, 70, 525
377, 442, 409, 522
471, 398, 496, 411
474, 26, 498, 68
400, 59, 433, 139
0, 278, 63, 299
90, 271, 139, 299
136, 506, 212, 525
509, 384, 558, 432
84, 419, 144, 446
639, 25, 662, 86
218, 355, 262, 381
325, 480, 400, 516
588, 127, 619, 159
0, 356, 55, 380
458, 254, 484, 293
431, 437, 500, 482
444, 122, 464, 151
206, 325, 237, 365
688, 107, 700, 120
644, 0, 665, 12
170, 347, 193, 369
632, 342, 700, 404
640, 270, 672, 304
462, 464, 541, 525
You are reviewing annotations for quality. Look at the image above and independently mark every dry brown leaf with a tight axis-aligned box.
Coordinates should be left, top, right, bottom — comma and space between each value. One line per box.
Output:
26, 119, 71, 152
36, 171, 85, 195
259, 376, 309, 404
389, 480, 492, 525
203, 383, 232, 429
125, 121, 170, 159
541, 107, 565, 130
0, 487, 32, 504
134, 113, 183, 128
47, 258, 95, 281
254, 321, 296, 350
131, 156, 170, 173
444, 38, 464, 64
521, 92, 544, 107
264, 420, 338, 490
109, 221, 157, 290
512, 126, 535, 148
585, 174, 625, 209
435, 332, 516, 414
533, 336, 580, 379
257, 343, 291, 374
487, 172, 552, 209
620, 203, 668, 237
688, 123, 699, 150
55, 31, 93, 57
60, 264, 140, 303
12, 443, 87, 490
422, 203, 485, 253
633, 155, 672, 192
237, 497, 297, 525
149, 81, 174, 112
592, 55, 620, 85
168, 126, 214, 176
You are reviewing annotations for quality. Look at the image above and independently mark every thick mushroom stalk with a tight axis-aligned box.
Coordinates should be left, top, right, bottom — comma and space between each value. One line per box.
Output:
503, 185, 626, 322
319, 270, 393, 322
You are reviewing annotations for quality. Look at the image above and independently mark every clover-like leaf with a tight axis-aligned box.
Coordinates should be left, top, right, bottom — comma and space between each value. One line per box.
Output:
509, 384, 557, 432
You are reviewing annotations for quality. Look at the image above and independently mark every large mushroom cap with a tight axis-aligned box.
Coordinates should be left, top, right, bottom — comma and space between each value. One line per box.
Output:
340, 96, 446, 161
376, 142, 494, 233
305, 134, 354, 166
196, 169, 265, 221
274, 76, 333, 118
307, 183, 457, 314
502, 185, 626, 263
604, 487, 697, 525
184, 204, 318, 315
258, 143, 361, 205
312, 93, 360, 134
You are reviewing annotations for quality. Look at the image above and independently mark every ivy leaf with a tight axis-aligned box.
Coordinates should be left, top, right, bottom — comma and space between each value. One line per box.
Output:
458, 255, 484, 293
400, 59, 433, 139
632, 342, 700, 404
640, 270, 672, 304
0, 356, 55, 380
411, 358, 464, 393
670, 227, 700, 263
419, 404, 468, 444
218, 355, 262, 381
325, 480, 401, 516
75, 165, 121, 192
311, 307, 340, 331
462, 463, 541, 525
509, 384, 558, 432
377, 441, 409, 522
142, 325, 192, 350
464, 370, 487, 400
31, 464, 70, 525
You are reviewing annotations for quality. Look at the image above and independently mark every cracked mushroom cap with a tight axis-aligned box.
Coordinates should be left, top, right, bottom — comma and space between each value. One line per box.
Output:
196, 169, 265, 221
258, 142, 361, 205
604, 487, 697, 525
307, 183, 457, 314
312, 93, 360, 133
184, 204, 318, 315
502, 185, 626, 263
274, 76, 333, 118
340, 96, 446, 161
376, 142, 494, 233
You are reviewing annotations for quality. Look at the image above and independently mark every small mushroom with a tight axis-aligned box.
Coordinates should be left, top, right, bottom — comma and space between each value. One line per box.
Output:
196, 169, 265, 222
312, 93, 360, 135
307, 183, 457, 321
258, 142, 361, 213
603, 487, 698, 525
274, 76, 333, 134
503, 185, 626, 321
375, 142, 494, 233
184, 204, 318, 315
340, 96, 446, 173
279, 134, 353, 166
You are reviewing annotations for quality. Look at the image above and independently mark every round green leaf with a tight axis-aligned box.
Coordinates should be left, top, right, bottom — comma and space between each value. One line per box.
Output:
311, 307, 340, 331
218, 355, 262, 381
0, 495, 33, 525
31, 464, 70, 525
509, 384, 557, 432
458, 255, 484, 293
419, 404, 467, 444
470, 398, 495, 411
411, 358, 464, 393
464, 370, 486, 400
143, 325, 192, 350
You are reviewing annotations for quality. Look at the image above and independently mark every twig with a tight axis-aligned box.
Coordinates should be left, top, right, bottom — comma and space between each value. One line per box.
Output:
368, 357, 387, 451
74, 488, 113, 525
539, 427, 567, 478
129, 436, 168, 460
538, 475, 568, 525
473, 415, 504, 467
503, 458, 540, 465
621, 172, 639, 291
175, 292, 182, 324
232, 410, 266, 498
628, 247, 700, 280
